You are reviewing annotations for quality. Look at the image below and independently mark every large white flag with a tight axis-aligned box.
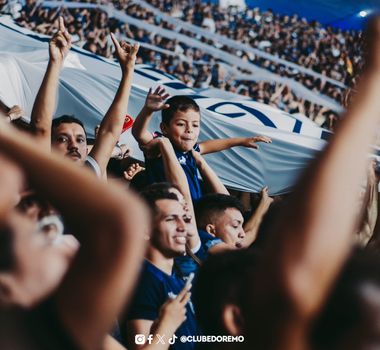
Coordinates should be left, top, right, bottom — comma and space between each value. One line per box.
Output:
0, 17, 330, 194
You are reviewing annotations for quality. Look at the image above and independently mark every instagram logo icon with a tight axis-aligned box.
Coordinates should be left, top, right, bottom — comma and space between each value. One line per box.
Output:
135, 334, 146, 345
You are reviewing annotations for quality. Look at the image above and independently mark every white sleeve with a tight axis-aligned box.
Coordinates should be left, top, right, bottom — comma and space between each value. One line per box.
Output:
85, 155, 102, 178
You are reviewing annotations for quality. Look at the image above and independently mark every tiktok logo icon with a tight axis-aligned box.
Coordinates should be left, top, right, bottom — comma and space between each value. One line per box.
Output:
168, 335, 178, 344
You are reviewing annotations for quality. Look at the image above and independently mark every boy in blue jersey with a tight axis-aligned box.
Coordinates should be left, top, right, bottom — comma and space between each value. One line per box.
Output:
123, 187, 200, 350
132, 87, 271, 200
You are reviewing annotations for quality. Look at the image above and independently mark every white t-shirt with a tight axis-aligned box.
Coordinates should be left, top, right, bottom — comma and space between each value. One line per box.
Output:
85, 155, 101, 178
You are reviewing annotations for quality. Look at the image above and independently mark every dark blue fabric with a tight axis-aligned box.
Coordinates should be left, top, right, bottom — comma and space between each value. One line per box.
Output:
145, 133, 202, 201
197, 230, 223, 259
245, 0, 378, 30
176, 230, 223, 277
127, 260, 199, 350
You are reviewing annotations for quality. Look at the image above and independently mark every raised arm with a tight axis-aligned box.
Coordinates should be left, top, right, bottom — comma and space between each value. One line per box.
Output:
252, 18, 380, 350
156, 137, 200, 250
89, 34, 138, 177
198, 135, 271, 155
31, 17, 71, 150
191, 149, 229, 195
240, 186, 273, 247
131, 86, 169, 146
0, 120, 149, 350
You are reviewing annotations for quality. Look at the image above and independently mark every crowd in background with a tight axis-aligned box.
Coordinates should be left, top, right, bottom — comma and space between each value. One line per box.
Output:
0, 0, 361, 129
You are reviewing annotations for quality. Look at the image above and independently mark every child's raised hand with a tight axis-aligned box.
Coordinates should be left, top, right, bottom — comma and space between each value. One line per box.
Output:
144, 86, 170, 113
241, 135, 272, 149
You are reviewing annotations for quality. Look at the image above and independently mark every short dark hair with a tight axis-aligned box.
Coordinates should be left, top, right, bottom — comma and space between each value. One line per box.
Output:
140, 184, 179, 216
51, 115, 87, 138
194, 194, 244, 230
193, 249, 259, 336
0, 224, 15, 272
162, 95, 200, 125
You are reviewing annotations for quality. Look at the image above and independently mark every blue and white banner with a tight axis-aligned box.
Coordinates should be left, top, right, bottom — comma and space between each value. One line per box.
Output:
0, 17, 331, 194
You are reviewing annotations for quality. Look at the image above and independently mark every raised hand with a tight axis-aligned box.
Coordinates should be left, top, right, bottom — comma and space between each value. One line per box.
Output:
123, 163, 145, 181
157, 277, 192, 332
144, 86, 170, 113
260, 186, 274, 206
110, 33, 139, 73
7, 105, 24, 122
49, 17, 72, 65
241, 135, 272, 149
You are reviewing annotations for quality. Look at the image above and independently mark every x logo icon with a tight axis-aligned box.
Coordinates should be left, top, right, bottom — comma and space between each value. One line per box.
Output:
156, 334, 166, 344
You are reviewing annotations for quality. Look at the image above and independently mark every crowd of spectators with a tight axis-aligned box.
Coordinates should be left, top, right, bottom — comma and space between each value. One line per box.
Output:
1, 1, 380, 349
0, 0, 363, 129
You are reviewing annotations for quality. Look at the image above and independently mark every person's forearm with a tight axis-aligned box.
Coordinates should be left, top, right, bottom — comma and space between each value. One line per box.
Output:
241, 197, 271, 247
90, 62, 136, 175
160, 139, 199, 249
98, 69, 133, 137
0, 120, 149, 349
31, 60, 61, 149
160, 138, 192, 201
132, 106, 155, 145
273, 72, 380, 318
199, 137, 244, 155
195, 155, 229, 195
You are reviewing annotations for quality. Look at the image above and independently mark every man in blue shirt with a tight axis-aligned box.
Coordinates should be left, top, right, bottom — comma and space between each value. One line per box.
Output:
124, 187, 200, 350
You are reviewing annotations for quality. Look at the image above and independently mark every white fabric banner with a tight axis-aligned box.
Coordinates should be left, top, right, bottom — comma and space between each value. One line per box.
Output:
0, 17, 330, 194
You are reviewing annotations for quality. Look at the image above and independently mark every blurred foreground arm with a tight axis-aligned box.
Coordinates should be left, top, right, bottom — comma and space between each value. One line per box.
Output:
0, 120, 149, 350
252, 17, 380, 350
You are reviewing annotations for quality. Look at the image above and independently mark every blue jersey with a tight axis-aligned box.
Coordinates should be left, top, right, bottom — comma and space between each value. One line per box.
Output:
126, 260, 199, 350
145, 133, 202, 201
175, 230, 223, 276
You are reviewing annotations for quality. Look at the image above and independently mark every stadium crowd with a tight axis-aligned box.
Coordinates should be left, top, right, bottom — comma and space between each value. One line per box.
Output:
1, 1, 380, 349
0, 0, 361, 128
